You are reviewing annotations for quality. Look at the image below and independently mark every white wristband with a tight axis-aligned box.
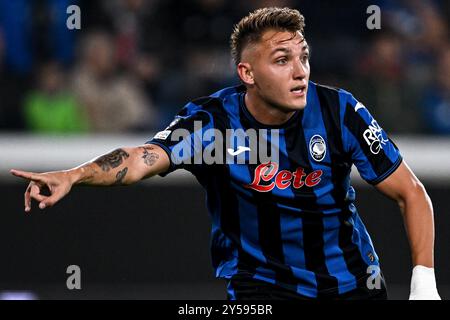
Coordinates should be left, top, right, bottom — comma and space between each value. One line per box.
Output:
409, 265, 441, 300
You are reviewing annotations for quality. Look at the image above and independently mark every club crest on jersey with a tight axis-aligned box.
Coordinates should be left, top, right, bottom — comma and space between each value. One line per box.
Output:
309, 135, 326, 162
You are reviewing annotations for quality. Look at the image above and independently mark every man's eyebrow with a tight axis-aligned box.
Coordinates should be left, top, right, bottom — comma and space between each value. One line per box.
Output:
270, 44, 310, 56
271, 47, 291, 55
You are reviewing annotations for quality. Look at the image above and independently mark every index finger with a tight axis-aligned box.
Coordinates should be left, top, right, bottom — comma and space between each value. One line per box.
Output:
10, 169, 44, 182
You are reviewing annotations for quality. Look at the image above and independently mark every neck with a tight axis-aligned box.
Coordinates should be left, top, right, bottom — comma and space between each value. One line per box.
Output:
244, 91, 296, 126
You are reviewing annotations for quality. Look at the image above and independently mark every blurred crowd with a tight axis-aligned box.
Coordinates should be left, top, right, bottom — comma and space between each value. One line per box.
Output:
0, 0, 448, 134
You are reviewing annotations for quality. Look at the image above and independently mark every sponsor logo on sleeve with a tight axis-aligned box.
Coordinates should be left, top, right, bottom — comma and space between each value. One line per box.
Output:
153, 130, 171, 140
363, 119, 389, 154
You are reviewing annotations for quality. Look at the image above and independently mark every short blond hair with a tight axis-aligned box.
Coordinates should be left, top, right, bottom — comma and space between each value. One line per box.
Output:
230, 7, 305, 65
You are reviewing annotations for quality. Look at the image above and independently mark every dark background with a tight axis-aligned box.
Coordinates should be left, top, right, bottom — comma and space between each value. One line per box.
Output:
0, 0, 449, 134
1, 181, 449, 299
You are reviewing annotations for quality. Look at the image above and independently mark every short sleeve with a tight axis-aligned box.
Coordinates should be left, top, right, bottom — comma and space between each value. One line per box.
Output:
341, 92, 402, 185
145, 102, 215, 176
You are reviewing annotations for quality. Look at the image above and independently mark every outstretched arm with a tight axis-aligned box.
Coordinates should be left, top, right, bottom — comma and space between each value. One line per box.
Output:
375, 161, 440, 300
10, 144, 169, 212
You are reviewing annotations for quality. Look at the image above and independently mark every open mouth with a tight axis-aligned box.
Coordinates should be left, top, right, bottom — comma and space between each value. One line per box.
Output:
290, 85, 307, 96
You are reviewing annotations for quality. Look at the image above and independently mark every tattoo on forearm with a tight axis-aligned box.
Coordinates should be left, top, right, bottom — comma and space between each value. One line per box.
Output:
94, 149, 129, 172
114, 167, 128, 185
142, 147, 159, 166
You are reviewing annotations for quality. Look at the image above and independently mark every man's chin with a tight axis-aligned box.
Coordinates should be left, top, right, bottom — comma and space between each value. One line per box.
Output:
277, 103, 306, 113
287, 99, 307, 111
267, 96, 307, 112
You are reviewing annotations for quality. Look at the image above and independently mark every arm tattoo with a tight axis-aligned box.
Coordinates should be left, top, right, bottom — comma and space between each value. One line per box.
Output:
141, 147, 159, 166
114, 167, 128, 185
94, 149, 129, 172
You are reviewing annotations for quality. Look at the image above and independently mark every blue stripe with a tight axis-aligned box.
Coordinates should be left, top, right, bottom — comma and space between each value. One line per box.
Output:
302, 85, 336, 206
253, 267, 277, 284
276, 129, 318, 297
223, 92, 268, 275
169, 114, 214, 165
209, 177, 239, 279
214, 234, 239, 278
343, 127, 379, 182
322, 216, 357, 293
302, 84, 356, 293
340, 91, 402, 179
348, 204, 380, 267
210, 86, 239, 99
338, 90, 379, 182
226, 281, 237, 300
236, 189, 267, 265
344, 92, 401, 164
337, 90, 379, 182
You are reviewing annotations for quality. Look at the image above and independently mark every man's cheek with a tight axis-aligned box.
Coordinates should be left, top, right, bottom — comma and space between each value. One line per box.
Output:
305, 63, 311, 77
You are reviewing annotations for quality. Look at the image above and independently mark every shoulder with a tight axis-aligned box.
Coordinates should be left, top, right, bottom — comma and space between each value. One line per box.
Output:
311, 81, 365, 115
178, 84, 244, 120
312, 81, 354, 106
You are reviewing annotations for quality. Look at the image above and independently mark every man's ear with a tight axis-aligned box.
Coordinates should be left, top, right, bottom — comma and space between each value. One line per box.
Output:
237, 62, 254, 85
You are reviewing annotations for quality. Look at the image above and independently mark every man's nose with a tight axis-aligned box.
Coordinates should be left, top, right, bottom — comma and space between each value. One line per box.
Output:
292, 58, 307, 79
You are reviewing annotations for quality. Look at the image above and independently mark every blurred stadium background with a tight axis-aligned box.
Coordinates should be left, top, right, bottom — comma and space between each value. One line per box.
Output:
0, 0, 449, 299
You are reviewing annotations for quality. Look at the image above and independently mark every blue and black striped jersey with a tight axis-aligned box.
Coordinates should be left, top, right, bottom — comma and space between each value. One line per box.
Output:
147, 81, 402, 298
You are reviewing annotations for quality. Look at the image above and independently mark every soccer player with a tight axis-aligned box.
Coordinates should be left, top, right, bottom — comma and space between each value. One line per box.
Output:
10, 7, 440, 300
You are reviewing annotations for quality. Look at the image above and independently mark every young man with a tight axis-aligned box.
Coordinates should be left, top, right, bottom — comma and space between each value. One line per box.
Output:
11, 7, 440, 300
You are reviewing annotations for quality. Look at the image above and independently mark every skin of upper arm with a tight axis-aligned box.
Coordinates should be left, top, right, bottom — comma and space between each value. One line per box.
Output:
375, 161, 427, 205
127, 144, 171, 181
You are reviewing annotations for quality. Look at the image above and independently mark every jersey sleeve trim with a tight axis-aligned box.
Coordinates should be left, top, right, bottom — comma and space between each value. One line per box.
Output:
366, 155, 403, 185
144, 140, 175, 177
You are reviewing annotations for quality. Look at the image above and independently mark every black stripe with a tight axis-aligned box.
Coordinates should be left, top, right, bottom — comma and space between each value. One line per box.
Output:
316, 85, 352, 205
284, 110, 339, 296
203, 98, 240, 243
238, 104, 298, 293
204, 97, 260, 281
178, 97, 246, 277
338, 210, 370, 276
316, 85, 369, 279
301, 215, 340, 295
343, 102, 396, 180
150, 99, 215, 176
155, 110, 212, 148
214, 165, 242, 261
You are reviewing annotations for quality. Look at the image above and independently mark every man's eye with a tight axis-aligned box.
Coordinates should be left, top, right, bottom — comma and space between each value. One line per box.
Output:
302, 54, 310, 63
276, 58, 287, 65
